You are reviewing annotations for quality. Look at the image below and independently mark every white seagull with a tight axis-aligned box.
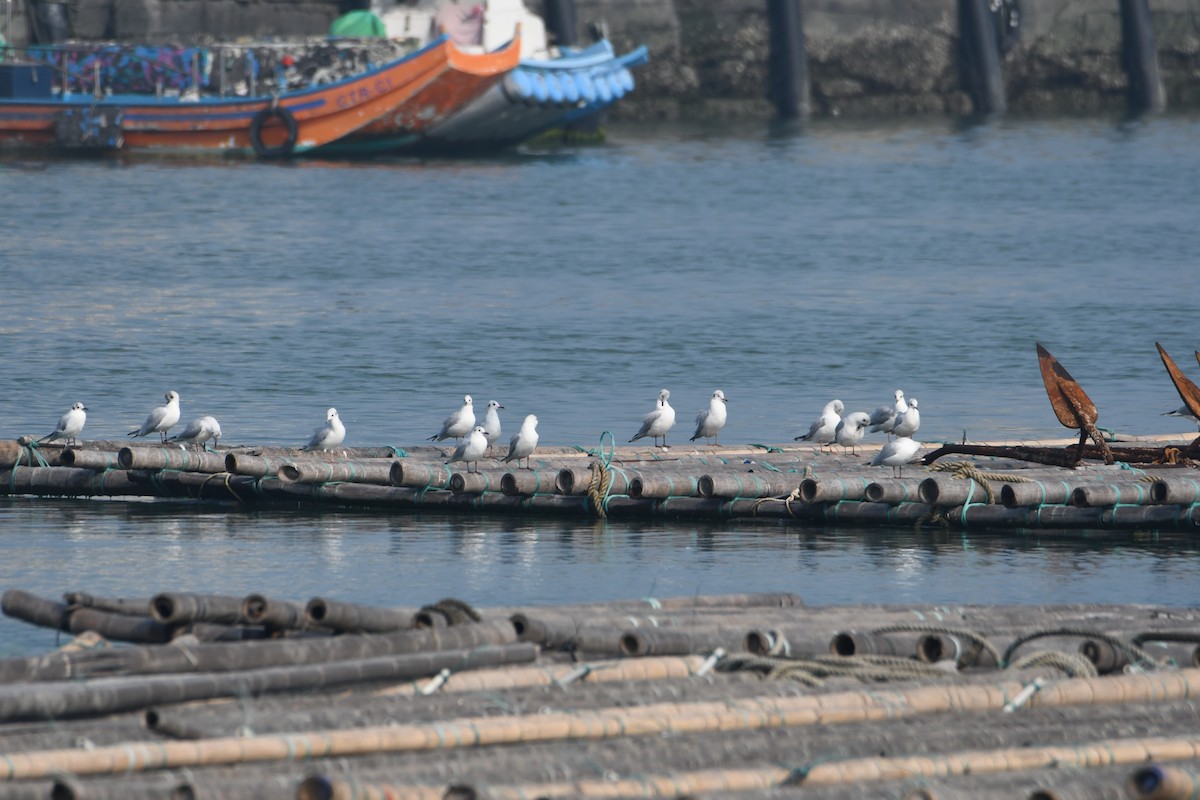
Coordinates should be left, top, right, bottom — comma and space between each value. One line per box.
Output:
40, 402, 88, 447
429, 395, 475, 442
1162, 405, 1200, 431
482, 400, 504, 450
868, 389, 908, 438
870, 436, 923, 477
447, 426, 489, 473
795, 399, 844, 452
167, 416, 223, 450
304, 408, 345, 451
834, 411, 871, 455
129, 390, 181, 443
503, 414, 540, 469
629, 388, 676, 449
892, 397, 921, 438
690, 389, 728, 446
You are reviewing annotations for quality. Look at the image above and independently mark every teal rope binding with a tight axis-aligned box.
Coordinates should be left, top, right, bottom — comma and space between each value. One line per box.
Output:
748, 443, 784, 453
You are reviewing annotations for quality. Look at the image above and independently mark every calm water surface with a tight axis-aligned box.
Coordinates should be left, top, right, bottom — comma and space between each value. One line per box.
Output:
1, 115, 1198, 655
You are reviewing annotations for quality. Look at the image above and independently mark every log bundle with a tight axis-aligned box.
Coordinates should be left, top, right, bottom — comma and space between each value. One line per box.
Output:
1, 438, 1198, 530
0, 588, 1198, 798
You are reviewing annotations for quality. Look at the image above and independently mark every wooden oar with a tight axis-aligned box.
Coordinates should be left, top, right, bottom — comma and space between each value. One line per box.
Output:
1035, 344, 1114, 464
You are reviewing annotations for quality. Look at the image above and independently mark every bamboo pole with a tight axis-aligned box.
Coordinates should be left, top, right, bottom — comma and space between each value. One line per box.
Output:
151, 592, 247, 626
919, 476, 998, 506
1151, 477, 1200, 505
618, 628, 744, 657
59, 449, 124, 470
1, 589, 69, 630
0, 618, 518, 683
240, 594, 313, 632
499, 469, 561, 496
118, 446, 228, 473
450, 470, 505, 495
799, 476, 876, 503
277, 460, 394, 485
864, 480, 926, 504
389, 460, 455, 490
630, 472, 702, 499
8, 669, 1200, 780
304, 598, 419, 633
1126, 764, 1200, 799
66, 607, 173, 645
1002, 479, 1088, 508
62, 591, 152, 617
0, 466, 140, 497
0, 643, 537, 723
697, 472, 802, 499
225, 452, 303, 479
556, 465, 593, 495
1070, 483, 1156, 507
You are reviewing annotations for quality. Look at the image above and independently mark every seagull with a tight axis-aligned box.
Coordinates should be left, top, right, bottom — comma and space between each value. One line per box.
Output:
40, 402, 88, 447
834, 411, 871, 455
429, 395, 475, 442
503, 414, 540, 469
892, 397, 921, 438
868, 389, 908, 439
870, 436, 923, 478
304, 408, 345, 451
128, 390, 181, 443
795, 399, 844, 452
629, 388, 676, 449
1162, 405, 1200, 431
482, 400, 504, 450
447, 426, 489, 473
166, 416, 223, 450
690, 389, 728, 446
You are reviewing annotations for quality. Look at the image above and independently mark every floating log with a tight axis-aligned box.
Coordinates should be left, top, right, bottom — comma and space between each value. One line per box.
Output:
118, 446, 228, 473
150, 593, 247, 626
304, 598, 418, 634
277, 459, 394, 485
0, 642, 537, 723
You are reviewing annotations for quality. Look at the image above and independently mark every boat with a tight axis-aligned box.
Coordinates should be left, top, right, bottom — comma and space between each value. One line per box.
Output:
0, 35, 477, 157
321, 31, 522, 155
375, 0, 649, 149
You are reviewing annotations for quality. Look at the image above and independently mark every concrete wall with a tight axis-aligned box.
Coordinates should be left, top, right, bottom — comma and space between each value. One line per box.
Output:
6, 0, 1199, 116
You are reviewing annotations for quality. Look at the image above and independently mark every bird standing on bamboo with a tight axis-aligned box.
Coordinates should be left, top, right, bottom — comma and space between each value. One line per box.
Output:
503, 414, 539, 468
129, 390, 180, 443
167, 416, 223, 451
482, 400, 504, 453
448, 426, 489, 473
430, 395, 474, 442
629, 388, 676, 449
40, 402, 87, 447
796, 399, 844, 452
690, 389, 728, 446
868, 389, 907, 439
304, 408, 345, 451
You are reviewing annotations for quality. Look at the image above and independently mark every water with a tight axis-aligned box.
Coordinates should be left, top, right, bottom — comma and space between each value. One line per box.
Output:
1, 114, 1199, 655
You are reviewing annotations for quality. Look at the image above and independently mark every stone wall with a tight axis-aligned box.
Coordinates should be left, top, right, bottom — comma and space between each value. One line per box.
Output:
5, 0, 1199, 116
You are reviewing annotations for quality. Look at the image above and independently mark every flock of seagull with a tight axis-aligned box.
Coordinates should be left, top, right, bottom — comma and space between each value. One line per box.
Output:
37, 388, 929, 476
33, 386, 936, 474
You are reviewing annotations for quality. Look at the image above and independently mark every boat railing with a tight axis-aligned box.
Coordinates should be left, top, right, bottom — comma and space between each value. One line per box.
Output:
1, 39, 418, 100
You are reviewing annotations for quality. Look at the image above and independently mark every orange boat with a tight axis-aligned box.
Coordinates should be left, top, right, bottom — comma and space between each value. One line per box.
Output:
321, 32, 522, 155
0, 35, 474, 158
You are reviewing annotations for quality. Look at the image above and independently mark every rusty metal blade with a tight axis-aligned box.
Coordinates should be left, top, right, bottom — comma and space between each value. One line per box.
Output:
1036, 343, 1099, 429
1155, 342, 1200, 420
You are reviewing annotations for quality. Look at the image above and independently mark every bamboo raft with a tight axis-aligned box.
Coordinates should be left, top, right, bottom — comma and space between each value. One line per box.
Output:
2, 432, 1199, 531
1, 588, 1199, 799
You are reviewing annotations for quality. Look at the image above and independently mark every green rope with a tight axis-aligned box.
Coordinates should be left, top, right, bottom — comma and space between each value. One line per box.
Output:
758, 460, 782, 473
388, 446, 408, 458
748, 443, 783, 453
